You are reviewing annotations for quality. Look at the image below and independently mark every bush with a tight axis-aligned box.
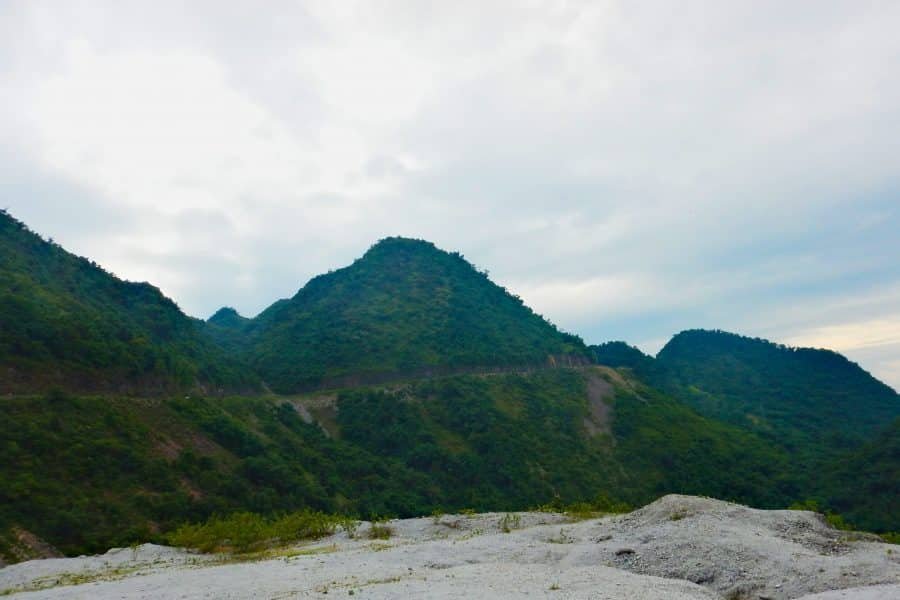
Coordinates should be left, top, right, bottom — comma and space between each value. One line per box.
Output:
167, 509, 350, 554
499, 513, 521, 533
366, 518, 393, 540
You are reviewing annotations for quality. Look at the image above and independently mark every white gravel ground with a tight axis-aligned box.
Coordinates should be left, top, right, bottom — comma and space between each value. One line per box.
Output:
1, 495, 898, 599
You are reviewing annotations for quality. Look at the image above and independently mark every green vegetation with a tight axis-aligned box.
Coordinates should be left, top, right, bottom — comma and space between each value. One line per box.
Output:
592, 330, 900, 531
818, 419, 900, 531
334, 369, 796, 510
0, 391, 431, 559
366, 519, 394, 540
651, 329, 898, 447
209, 237, 587, 392
2, 212, 898, 563
0, 210, 257, 393
0, 369, 802, 562
590, 341, 657, 372
167, 509, 352, 553
498, 513, 521, 533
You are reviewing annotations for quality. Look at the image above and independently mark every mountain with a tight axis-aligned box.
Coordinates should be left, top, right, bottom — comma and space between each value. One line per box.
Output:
209, 237, 588, 393
0, 210, 257, 393
2, 211, 897, 564
652, 329, 899, 448
590, 330, 900, 531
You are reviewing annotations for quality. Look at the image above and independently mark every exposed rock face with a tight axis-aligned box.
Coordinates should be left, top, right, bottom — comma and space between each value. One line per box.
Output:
1, 496, 898, 599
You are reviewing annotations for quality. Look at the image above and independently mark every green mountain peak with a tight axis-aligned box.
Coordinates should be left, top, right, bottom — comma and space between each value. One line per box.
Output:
227, 237, 588, 392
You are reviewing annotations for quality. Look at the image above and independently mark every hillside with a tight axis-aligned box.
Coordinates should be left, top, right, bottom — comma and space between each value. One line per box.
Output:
591, 332, 900, 530
0, 211, 257, 393
820, 418, 900, 531
209, 237, 588, 392
0, 368, 795, 562
652, 329, 900, 448
2, 212, 897, 565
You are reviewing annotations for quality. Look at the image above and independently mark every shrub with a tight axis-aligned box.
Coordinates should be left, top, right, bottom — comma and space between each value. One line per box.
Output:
499, 513, 521, 533
367, 518, 393, 540
367, 524, 393, 540
167, 509, 348, 554
881, 532, 900, 545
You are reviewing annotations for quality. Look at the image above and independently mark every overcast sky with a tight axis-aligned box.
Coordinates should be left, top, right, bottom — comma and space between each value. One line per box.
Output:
2, 1, 899, 389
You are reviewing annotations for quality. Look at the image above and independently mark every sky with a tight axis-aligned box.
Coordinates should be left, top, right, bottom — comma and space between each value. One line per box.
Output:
2, 1, 899, 389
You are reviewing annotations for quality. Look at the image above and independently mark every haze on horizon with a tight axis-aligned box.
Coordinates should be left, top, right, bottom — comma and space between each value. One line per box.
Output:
2, 1, 898, 389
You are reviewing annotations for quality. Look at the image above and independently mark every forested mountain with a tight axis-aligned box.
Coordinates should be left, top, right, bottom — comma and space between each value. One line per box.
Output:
590, 331, 900, 531
593, 331, 899, 448
653, 329, 899, 447
0, 210, 257, 393
207, 237, 588, 393
1, 211, 897, 564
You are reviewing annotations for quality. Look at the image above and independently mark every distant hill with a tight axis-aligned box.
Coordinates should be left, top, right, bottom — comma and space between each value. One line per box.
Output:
209, 237, 588, 393
590, 330, 900, 530
652, 329, 899, 447
590, 341, 657, 372
0, 210, 257, 393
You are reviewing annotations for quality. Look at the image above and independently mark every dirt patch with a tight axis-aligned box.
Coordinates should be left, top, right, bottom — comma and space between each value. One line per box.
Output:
287, 395, 341, 438
153, 437, 183, 461
179, 478, 204, 501
0, 527, 62, 565
583, 371, 615, 437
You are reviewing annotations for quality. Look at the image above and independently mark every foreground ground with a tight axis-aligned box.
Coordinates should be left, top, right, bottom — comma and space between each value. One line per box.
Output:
1, 495, 898, 599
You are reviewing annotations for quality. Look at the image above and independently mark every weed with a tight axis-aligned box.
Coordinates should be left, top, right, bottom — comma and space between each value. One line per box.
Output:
367, 518, 394, 540
882, 532, 900, 545
167, 509, 347, 554
499, 513, 521, 533
547, 528, 575, 544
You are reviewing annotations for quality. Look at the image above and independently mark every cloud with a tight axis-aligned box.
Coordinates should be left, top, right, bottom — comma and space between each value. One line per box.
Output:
2, 0, 899, 388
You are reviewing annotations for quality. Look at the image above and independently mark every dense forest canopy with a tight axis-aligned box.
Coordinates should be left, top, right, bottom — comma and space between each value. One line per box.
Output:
0, 210, 256, 393
205, 236, 588, 393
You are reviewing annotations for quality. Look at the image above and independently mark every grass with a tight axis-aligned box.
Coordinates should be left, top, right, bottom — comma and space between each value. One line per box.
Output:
532, 495, 632, 522
499, 513, 522, 533
0, 564, 148, 596
367, 523, 394, 540
167, 509, 354, 554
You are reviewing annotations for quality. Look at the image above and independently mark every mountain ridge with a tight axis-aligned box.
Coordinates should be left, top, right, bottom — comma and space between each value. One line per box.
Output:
204, 235, 589, 393
0, 210, 257, 394
2, 210, 899, 565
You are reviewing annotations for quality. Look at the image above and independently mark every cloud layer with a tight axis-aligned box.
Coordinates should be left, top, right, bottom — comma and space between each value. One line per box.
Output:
3, 1, 899, 388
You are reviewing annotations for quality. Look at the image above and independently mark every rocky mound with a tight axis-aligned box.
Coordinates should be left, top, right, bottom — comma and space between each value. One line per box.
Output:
1, 496, 897, 599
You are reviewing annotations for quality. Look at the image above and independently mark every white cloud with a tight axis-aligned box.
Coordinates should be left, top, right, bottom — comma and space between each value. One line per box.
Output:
2, 0, 899, 388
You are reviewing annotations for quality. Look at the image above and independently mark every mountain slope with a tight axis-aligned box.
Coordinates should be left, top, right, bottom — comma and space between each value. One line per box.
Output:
212, 237, 587, 392
590, 331, 900, 531
652, 329, 899, 447
820, 418, 900, 531
0, 367, 796, 561
0, 210, 257, 393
